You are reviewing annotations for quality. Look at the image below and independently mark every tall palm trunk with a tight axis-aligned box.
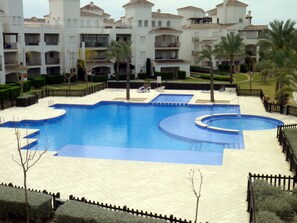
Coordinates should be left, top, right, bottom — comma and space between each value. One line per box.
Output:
229, 56, 234, 84
116, 61, 120, 81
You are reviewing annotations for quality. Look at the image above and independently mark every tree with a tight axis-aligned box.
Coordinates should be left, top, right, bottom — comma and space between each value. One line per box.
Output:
258, 19, 297, 104
188, 169, 204, 223
12, 127, 48, 223
119, 41, 132, 100
64, 52, 77, 92
214, 33, 245, 83
106, 40, 122, 81
198, 48, 215, 102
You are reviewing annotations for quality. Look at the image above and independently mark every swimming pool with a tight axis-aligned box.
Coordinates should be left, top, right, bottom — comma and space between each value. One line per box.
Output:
0, 102, 282, 165
151, 94, 193, 104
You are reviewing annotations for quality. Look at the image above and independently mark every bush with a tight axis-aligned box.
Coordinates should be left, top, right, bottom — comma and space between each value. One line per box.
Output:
55, 200, 166, 223
199, 73, 230, 82
190, 66, 210, 73
177, 71, 186, 79
253, 180, 284, 205
257, 196, 295, 220
32, 78, 46, 89
218, 64, 231, 72
0, 185, 52, 222
138, 73, 147, 79
154, 72, 174, 80
240, 64, 251, 73
45, 75, 64, 85
22, 80, 32, 92
91, 75, 108, 82
118, 74, 135, 80
8, 86, 21, 100
0, 89, 10, 101
256, 211, 283, 223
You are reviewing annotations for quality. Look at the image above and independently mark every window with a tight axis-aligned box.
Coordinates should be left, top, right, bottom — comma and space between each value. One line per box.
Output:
158, 21, 162, 27
138, 20, 142, 27
80, 20, 85, 27
166, 21, 171, 27
73, 19, 78, 27
239, 18, 243, 23
67, 19, 72, 27
140, 36, 146, 43
49, 52, 54, 58
140, 51, 146, 58
87, 20, 91, 27
152, 21, 155, 27
95, 20, 100, 28
17, 16, 22, 25
12, 16, 16, 25
217, 18, 219, 24
144, 20, 148, 27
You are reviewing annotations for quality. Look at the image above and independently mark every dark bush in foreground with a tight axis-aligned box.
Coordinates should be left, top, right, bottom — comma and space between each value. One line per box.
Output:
177, 71, 186, 79
256, 211, 283, 223
138, 73, 147, 79
91, 75, 108, 82
0, 185, 52, 222
0, 89, 10, 101
55, 200, 166, 223
32, 77, 46, 89
154, 72, 174, 80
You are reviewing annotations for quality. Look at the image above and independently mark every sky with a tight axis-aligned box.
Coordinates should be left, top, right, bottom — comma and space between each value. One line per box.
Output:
22, 0, 297, 25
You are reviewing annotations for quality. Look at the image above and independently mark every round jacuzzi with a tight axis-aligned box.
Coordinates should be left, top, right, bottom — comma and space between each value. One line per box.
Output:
198, 113, 283, 131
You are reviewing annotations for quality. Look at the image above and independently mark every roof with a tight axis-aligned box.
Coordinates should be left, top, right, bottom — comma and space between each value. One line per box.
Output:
150, 27, 183, 34
216, 0, 248, 8
81, 2, 104, 11
24, 17, 46, 23
207, 8, 217, 15
239, 25, 268, 31
154, 59, 190, 64
80, 11, 104, 18
177, 6, 205, 13
123, 0, 154, 8
152, 12, 183, 19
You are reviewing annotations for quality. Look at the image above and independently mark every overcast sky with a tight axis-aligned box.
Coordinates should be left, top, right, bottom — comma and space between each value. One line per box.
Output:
23, 0, 297, 25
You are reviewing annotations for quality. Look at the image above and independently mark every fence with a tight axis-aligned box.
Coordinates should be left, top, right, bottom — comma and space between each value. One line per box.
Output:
247, 173, 297, 223
69, 195, 193, 223
277, 124, 297, 174
0, 182, 61, 210
236, 88, 264, 98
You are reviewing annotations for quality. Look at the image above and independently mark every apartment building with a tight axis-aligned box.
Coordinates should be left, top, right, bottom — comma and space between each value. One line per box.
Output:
0, 0, 267, 84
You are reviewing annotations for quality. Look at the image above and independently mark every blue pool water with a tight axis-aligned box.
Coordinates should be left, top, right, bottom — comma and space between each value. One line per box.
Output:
0, 102, 282, 165
202, 114, 283, 131
151, 94, 193, 103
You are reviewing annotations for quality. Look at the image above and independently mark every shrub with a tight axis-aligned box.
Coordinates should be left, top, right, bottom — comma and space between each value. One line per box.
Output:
199, 73, 230, 82
154, 72, 174, 80
256, 211, 283, 223
138, 73, 147, 79
177, 71, 186, 79
190, 66, 210, 73
252, 180, 284, 205
0, 185, 52, 222
240, 64, 251, 73
118, 74, 135, 80
0, 89, 10, 101
32, 78, 46, 89
8, 86, 21, 100
218, 64, 231, 72
55, 200, 166, 223
45, 75, 64, 85
257, 196, 295, 220
91, 75, 108, 82
22, 80, 32, 92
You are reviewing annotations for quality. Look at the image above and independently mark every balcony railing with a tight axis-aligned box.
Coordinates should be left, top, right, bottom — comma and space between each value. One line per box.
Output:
192, 37, 200, 42
83, 42, 109, 48
155, 42, 180, 48
46, 59, 60, 65
3, 43, 17, 50
25, 41, 40, 46
26, 61, 42, 66
154, 56, 178, 60
192, 51, 199, 56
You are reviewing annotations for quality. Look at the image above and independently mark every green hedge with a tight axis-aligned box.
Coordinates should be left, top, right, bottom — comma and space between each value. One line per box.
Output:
256, 211, 283, 223
283, 129, 297, 157
190, 66, 210, 73
177, 71, 186, 79
138, 73, 147, 79
20, 80, 32, 92
32, 78, 46, 89
240, 64, 252, 73
118, 74, 135, 81
0, 185, 52, 222
43, 75, 64, 85
218, 64, 231, 72
199, 73, 230, 82
0, 89, 10, 101
55, 200, 166, 223
8, 86, 21, 100
90, 75, 108, 82
154, 72, 174, 80
253, 180, 296, 221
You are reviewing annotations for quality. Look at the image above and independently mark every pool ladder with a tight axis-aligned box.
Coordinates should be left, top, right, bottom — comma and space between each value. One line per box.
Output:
190, 143, 203, 151
0, 116, 5, 124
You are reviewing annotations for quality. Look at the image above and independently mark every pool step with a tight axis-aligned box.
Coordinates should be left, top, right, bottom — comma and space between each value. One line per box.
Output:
190, 143, 203, 151
150, 102, 188, 106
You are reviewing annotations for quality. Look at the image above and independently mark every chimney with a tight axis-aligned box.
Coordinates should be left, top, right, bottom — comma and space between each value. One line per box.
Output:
90, 1, 94, 8
246, 10, 252, 24
157, 9, 161, 13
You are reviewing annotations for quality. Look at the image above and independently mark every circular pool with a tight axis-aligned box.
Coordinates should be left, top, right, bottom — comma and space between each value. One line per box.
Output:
201, 114, 283, 131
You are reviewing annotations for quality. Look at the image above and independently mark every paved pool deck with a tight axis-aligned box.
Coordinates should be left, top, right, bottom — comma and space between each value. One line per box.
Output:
0, 88, 297, 223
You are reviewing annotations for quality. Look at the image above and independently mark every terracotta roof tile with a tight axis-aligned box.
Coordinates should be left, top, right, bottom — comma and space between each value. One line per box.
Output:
152, 12, 183, 19
123, 0, 154, 8
216, 0, 248, 7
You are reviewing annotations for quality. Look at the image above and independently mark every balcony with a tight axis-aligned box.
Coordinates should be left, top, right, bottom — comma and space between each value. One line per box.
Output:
192, 50, 199, 57
45, 34, 59, 46
45, 52, 60, 65
155, 42, 180, 48
3, 42, 17, 50
81, 34, 109, 49
192, 37, 200, 42
26, 52, 41, 66
25, 34, 40, 46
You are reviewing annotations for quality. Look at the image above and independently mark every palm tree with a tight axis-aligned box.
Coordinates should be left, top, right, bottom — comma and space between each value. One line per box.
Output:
106, 40, 122, 81
214, 33, 245, 83
119, 41, 132, 100
258, 19, 297, 104
198, 48, 215, 102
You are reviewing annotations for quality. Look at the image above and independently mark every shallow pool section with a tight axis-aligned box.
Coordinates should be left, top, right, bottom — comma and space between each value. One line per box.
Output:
201, 114, 283, 131
151, 94, 193, 104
